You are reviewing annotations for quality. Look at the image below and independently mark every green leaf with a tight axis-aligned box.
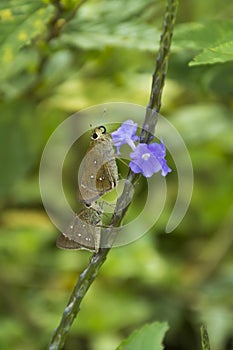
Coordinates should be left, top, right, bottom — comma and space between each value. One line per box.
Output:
174, 20, 233, 50
60, 0, 161, 51
0, 1, 54, 68
174, 20, 233, 65
61, 23, 160, 51
116, 322, 169, 350
190, 40, 233, 66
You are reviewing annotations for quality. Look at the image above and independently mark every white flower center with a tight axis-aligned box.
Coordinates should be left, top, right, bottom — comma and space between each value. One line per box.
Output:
142, 152, 151, 160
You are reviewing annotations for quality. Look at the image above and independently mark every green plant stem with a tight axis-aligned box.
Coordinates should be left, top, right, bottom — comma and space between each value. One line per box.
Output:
49, 1, 178, 349
200, 323, 211, 350
141, 0, 178, 143
148, 0, 178, 113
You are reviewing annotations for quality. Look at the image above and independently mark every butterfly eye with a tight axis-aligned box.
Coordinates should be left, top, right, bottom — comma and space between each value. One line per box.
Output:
92, 132, 98, 139
99, 125, 106, 134
85, 203, 91, 208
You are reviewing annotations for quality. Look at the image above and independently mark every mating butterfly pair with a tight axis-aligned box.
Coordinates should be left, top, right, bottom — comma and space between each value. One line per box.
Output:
56, 126, 118, 252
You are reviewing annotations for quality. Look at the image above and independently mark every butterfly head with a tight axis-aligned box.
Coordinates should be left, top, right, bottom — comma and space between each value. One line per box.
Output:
91, 126, 107, 140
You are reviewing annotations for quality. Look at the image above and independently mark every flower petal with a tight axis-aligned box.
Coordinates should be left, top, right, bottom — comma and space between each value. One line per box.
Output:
160, 159, 172, 176
148, 142, 166, 158
129, 161, 141, 174
111, 120, 139, 153
129, 142, 171, 177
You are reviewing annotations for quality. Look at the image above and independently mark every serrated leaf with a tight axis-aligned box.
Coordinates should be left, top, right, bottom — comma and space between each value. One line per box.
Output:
190, 40, 233, 66
116, 322, 169, 350
0, 1, 54, 66
173, 20, 233, 66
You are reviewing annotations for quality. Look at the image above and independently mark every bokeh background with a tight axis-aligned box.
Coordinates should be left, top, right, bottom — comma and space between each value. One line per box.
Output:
0, 1, 233, 349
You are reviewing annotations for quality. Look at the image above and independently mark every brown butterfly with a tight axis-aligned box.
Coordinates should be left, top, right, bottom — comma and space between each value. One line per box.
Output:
56, 203, 102, 253
78, 126, 118, 205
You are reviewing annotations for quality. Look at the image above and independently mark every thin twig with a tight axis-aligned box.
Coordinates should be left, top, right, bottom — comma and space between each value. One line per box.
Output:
45, 0, 87, 42
26, 0, 87, 100
49, 1, 178, 349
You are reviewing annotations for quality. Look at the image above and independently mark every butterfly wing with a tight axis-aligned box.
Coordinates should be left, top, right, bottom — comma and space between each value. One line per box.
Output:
56, 234, 85, 250
57, 208, 102, 252
78, 134, 118, 204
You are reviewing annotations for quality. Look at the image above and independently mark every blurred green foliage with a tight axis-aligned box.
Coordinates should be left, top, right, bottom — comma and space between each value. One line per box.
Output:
0, 0, 233, 349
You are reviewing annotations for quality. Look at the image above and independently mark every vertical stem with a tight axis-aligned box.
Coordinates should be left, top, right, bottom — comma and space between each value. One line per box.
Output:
141, 0, 178, 144
148, 0, 178, 113
200, 323, 211, 350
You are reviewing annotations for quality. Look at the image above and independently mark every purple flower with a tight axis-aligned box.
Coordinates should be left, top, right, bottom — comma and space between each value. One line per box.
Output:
111, 120, 171, 177
129, 142, 172, 177
111, 120, 139, 154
